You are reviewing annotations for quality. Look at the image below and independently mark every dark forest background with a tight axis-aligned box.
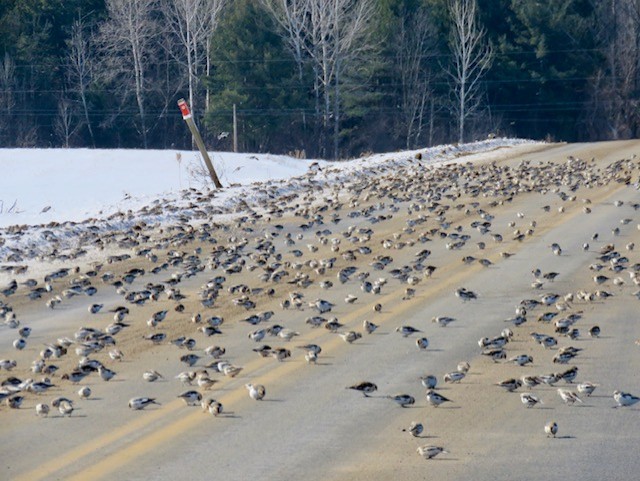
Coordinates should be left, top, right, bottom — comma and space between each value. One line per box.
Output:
0, 0, 636, 158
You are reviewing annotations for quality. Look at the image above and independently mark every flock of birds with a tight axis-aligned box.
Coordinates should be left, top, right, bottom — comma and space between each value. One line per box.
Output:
1, 149, 639, 471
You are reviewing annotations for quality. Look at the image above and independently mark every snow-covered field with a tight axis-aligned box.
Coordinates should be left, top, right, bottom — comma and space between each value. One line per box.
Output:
0, 139, 536, 229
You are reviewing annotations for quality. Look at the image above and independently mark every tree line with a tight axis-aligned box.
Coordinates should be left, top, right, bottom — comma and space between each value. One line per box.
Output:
0, 0, 636, 158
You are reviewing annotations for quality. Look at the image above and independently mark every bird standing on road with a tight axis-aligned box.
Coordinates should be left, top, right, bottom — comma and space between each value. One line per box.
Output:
396, 325, 421, 337
613, 390, 640, 407
246, 383, 266, 401
347, 382, 378, 397
417, 445, 447, 459
403, 421, 424, 437
426, 390, 451, 407
388, 394, 415, 407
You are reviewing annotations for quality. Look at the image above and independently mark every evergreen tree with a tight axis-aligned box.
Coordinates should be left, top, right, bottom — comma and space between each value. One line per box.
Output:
482, 0, 598, 141
205, 0, 310, 154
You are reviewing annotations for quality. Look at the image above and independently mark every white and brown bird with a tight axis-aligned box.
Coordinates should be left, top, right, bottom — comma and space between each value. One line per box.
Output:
209, 400, 224, 416
613, 390, 640, 408
270, 347, 292, 361
35, 403, 50, 417
143, 370, 163, 382
278, 329, 300, 342
78, 386, 91, 399
545, 421, 558, 438
98, 366, 117, 382
576, 382, 597, 397
432, 316, 455, 327
457, 361, 471, 373
129, 397, 159, 410
52, 397, 74, 416
339, 331, 362, 344
6, 395, 23, 409
509, 354, 533, 367
108, 349, 124, 361
497, 378, 522, 392
388, 394, 415, 408
426, 390, 451, 407
520, 393, 542, 408
363, 320, 378, 334
443, 371, 465, 383
178, 390, 203, 406
403, 421, 424, 437
396, 325, 422, 337
304, 351, 318, 364
196, 372, 218, 390
557, 388, 582, 405
417, 445, 447, 459
245, 383, 266, 401
420, 375, 438, 389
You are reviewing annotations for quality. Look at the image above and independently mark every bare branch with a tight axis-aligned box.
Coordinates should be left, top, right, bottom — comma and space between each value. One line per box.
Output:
447, 0, 492, 143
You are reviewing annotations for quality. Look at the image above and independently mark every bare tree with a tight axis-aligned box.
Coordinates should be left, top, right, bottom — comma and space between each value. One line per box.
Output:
589, 0, 640, 139
98, 0, 160, 148
260, 0, 308, 84
261, 0, 375, 158
447, 0, 492, 143
260, 0, 310, 135
67, 16, 96, 147
308, 0, 377, 158
54, 96, 83, 147
395, 5, 437, 149
162, 0, 227, 119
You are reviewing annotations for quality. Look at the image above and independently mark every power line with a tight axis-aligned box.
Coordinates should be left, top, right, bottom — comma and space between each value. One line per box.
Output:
5, 46, 607, 71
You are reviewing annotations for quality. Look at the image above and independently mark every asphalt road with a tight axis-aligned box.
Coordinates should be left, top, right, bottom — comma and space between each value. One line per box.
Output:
1, 140, 639, 481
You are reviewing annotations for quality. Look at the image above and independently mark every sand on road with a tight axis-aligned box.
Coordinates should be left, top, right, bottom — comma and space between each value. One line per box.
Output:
1, 140, 640, 481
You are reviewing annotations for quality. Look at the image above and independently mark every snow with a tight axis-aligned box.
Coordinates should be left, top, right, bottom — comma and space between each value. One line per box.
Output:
0, 149, 315, 228
0, 139, 539, 267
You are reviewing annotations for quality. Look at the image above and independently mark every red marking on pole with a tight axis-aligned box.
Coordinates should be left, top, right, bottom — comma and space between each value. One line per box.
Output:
177, 99, 191, 119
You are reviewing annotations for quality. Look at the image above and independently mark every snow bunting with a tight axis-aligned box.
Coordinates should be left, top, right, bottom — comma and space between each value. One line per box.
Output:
545, 421, 558, 437
420, 375, 437, 389
388, 394, 415, 407
128, 397, 159, 410
417, 445, 447, 459
426, 390, 451, 407
576, 382, 597, 397
363, 320, 378, 334
613, 390, 640, 408
339, 331, 362, 343
178, 390, 203, 406
443, 372, 465, 383
557, 388, 582, 405
509, 354, 533, 366
78, 386, 91, 399
432, 316, 455, 327
245, 383, 266, 401
347, 381, 377, 397
497, 378, 522, 392
143, 370, 163, 382
520, 393, 542, 408
403, 421, 423, 437
35, 403, 50, 417
396, 325, 422, 337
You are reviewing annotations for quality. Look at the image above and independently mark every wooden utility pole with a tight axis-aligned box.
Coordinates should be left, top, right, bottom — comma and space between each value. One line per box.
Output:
233, 103, 238, 153
177, 98, 222, 189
